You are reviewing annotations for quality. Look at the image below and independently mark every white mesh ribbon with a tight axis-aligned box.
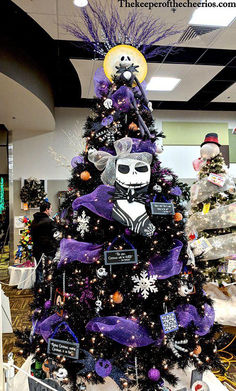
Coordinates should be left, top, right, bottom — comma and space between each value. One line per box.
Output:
186, 203, 236, 236
88, 137, 153, 185
191, 232, 236, 260
190, 175, 235, 205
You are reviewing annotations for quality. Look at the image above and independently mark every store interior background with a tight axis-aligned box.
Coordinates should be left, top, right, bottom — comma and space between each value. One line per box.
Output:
1, 0, 236, 253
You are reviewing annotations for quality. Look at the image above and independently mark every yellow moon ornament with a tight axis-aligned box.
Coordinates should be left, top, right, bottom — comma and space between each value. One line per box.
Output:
103, 44, 147, 85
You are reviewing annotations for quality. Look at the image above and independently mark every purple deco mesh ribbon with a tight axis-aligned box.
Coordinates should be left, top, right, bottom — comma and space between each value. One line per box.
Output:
149, 239, 183, 279
72, 185, 115, 221
175, 304, 215, 336
86, 316, 159, 347
58, 238, 103, 268
38, 313, 62, 342
100, 138, 157, 156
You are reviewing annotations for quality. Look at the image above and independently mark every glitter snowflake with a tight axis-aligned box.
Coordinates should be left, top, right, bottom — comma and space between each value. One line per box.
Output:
132, 270, 158, 299
77, 211, 90, 238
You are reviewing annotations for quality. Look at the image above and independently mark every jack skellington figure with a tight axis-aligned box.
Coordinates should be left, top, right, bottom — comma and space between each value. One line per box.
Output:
103, 45, 154, 139
88, 137, 155, 237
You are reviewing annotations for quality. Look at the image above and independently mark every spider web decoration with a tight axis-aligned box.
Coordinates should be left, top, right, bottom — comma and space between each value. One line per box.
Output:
64, 0, 182, 59
132, 270, 158, 299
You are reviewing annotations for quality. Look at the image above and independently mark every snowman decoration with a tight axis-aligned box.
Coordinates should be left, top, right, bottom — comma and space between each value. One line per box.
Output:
103, 45, 153, 138
192, 133, 221, 172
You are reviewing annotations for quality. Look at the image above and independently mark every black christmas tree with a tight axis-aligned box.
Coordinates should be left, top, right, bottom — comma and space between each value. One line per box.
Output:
17, 5, 227, 391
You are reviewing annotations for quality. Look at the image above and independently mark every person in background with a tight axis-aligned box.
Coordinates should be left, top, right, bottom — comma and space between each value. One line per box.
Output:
31, 201, 59, 285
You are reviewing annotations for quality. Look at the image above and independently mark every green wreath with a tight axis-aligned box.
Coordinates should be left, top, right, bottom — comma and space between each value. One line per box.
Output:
20, 178, 47, 208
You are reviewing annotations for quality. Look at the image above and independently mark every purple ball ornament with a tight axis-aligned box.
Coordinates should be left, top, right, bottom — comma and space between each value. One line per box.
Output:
170, 186, 182, 196
71, 156, 84, 168
148, 368, 160, 381
44, 300, 52, 310
95, 359, 112, 378
125, 228, 132, 236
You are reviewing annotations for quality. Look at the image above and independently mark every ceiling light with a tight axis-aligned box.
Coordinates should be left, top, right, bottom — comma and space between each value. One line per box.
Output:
73, 0, 88, 7
146, 77, 181, 91
189, 2, 236, 26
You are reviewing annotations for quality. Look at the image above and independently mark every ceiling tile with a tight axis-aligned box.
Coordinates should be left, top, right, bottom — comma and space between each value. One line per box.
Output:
210, 27, 236, 50
213, 83, 236, 102
29, 13, 59, 39
71, 59, 223, 101
12, 0, 57, 15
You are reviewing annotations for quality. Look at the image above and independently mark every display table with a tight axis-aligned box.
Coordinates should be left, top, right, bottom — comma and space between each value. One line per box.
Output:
8, 266, 36, 289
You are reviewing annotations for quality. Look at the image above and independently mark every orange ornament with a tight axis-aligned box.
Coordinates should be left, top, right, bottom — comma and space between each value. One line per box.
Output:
129, 122, 138, 131
80, 171, 91, 181
174, 212, 183, 222
42, 360, 50, 373
112, 291, 123, 304
193, 345, 202, 355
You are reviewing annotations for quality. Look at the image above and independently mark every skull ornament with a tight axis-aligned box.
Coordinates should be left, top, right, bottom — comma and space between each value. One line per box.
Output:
96, 267, 108, 279
178, 281, 195, 297
120, 54, 132, 68
95, 359, 112, 378
55, 368, 68, 381
116, 158, 151, 189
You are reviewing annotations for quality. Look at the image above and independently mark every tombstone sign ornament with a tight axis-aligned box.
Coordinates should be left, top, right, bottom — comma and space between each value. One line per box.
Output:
104, 248, 138, 266
47, 338, 79, 359
151, 202, 175, 216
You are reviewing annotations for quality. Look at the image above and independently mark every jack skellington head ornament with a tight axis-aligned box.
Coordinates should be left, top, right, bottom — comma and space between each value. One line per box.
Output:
88, 137, 155, 237
116, 158, 150, 189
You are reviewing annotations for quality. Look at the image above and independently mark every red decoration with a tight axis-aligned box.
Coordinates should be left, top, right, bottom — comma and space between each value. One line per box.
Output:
189, 233, 196, 241
80, 171, 91, 181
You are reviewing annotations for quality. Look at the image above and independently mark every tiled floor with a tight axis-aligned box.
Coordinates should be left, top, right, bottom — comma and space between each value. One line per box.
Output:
2, 279, 32, 368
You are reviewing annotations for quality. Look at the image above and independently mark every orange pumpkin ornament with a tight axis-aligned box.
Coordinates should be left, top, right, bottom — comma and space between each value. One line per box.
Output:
128, 122, 138, 131
112, 291, 123, 304
80, 171, 91, 181
193, 345, 202, 355
174, 212, 183, 222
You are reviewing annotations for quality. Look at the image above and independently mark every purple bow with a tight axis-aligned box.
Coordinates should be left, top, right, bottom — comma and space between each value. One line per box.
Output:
38, 313, 62, 342
58, 238, 103, 268
175, 304, 215, 336
149, 240, 183, 279
72, 185, 115, 221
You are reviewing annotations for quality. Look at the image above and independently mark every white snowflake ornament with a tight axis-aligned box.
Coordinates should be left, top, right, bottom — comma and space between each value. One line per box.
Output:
77, 210, 90, 238
132, 270, 158, 299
